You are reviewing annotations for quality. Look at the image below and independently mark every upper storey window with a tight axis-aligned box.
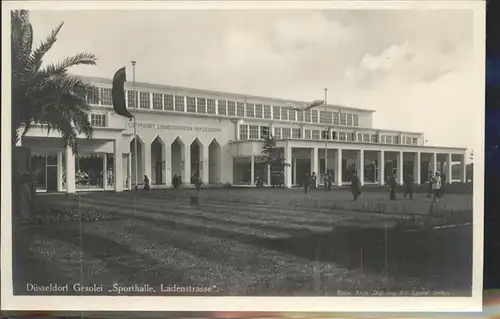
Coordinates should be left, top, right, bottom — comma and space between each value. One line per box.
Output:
139, 92, 150, 109
174, 95, 184, 112
100, 88, 112, 106
87, 88, 99, 105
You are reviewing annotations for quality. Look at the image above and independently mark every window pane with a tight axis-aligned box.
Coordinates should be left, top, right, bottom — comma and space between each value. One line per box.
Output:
207, 99, 216, 114
249, 125, 259, 139
164, 94, 174, 110
139, 92, 150, 109
174, 95, 184, 112
255, 104, 263, 118
236, 102, 245, 117
264, 105, 272, 119
100, 88, 113, 106
186, 97, 196, 113
127, 91, 137, 109
246, 103, 255, 118
218, 100, 227, 115
152, 93, 163, 110
272, 106, 281, 120
197, 97, 206, 114
227, 101, 236, 116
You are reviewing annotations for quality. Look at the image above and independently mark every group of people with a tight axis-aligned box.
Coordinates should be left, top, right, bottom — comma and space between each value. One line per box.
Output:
300, 169, 446, 202
302, 171, 362, 200
139, 173, 203, 192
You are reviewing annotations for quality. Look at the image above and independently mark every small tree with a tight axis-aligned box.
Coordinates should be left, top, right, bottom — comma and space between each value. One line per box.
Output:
261, 134, 290, 186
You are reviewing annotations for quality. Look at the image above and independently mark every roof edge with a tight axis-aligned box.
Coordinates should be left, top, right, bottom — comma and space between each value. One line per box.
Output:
75, 74, 376, 113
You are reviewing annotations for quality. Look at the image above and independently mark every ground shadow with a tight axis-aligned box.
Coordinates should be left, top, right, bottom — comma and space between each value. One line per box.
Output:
257, 224, 473, 292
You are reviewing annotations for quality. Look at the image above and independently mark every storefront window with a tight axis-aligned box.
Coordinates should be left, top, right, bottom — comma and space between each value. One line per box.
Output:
254, 157, 268, 185
233, 157, 251, 185
75, 154, 104, 189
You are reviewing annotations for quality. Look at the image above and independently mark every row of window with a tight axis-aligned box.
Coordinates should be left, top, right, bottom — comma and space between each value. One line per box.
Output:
89, 112, 420, 146
239, 124, 421, 145
87, 87, 360, 127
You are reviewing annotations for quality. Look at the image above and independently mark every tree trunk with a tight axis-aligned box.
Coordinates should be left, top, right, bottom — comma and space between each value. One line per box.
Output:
12, 146, 35, 223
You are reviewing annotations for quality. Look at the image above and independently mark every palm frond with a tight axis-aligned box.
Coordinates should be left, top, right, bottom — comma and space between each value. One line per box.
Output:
27, 22, 64, 74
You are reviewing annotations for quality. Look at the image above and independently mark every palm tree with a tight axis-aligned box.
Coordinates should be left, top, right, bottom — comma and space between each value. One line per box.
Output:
11, 10, 98, 153
11, 10, 98, 220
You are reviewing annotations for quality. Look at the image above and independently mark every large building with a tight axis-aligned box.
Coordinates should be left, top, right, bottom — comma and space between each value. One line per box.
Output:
21, 75, 468, 193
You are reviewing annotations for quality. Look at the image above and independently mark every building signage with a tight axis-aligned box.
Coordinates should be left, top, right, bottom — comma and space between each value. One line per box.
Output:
128, 122, 221, 133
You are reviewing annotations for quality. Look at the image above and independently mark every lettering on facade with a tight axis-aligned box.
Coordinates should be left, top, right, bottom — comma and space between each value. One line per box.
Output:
128, 122, 221, 133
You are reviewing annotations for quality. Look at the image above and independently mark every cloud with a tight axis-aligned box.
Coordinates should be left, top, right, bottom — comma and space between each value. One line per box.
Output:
26, 9, 477, 149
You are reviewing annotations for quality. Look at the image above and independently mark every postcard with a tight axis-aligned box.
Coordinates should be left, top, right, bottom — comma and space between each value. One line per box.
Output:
1, 0, 485, 312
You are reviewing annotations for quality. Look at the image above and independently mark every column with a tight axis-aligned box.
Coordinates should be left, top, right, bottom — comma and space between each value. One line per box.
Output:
183, 145, 191, 185
336, 148, 343, 186
312, 147, 319, 187
57, 151, 62, 191
164, 143, 172, 187
461, 154, 467, 183
144, 141, 152, 182
431, 152, 437, 174
398, 151, 404, 184
414, 152, 421, 184
378, 150, 385, 186
128, 153, 132, 189
202, 146, 209, 184
357, 149, 364, 186
236, 123, 240, 141
293, 157, 297, 185
447, 153, 453, 184
284, 144, 292, 188
114, 139, 123, 192
250, 155, 255, 186
65, 146, 76, 194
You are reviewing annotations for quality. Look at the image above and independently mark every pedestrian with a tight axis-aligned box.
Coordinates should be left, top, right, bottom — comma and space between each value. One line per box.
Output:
351, 172, 362, 200
327, 173, 333, 190
143, 175, 150, 190
403, 173, 414, 200
304, 172, 310, 194
311, 172, 317, 190
431, 172, 442, 202
387, 174, 397, 200
323, 173, 330, 192
195, 174, 202, 193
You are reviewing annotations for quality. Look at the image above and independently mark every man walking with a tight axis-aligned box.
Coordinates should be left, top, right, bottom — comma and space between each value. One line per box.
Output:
304, 172, 310, 194
403, 173, 414, 200
431, 171, 442, 202
387, 174, 397, 200
351, 172, 362, 201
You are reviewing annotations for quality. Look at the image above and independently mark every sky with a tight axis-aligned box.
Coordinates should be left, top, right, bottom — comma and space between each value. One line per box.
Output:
27, 8, 480, 151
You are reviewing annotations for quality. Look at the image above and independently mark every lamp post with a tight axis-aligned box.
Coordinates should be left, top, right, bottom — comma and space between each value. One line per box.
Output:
132, 61, 137, 190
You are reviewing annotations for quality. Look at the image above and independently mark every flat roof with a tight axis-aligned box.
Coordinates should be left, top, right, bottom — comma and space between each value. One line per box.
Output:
77, 74, 376, 114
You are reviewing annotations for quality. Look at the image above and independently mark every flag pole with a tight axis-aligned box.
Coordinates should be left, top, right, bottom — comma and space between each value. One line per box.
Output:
324, 88, 328, 181
132, 61, 138, 190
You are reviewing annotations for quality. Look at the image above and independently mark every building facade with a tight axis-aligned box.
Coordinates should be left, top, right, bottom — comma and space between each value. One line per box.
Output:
21, 76, 468, 193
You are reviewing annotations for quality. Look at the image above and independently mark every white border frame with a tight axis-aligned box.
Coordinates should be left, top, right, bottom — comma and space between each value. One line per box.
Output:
1, 0, 485, 312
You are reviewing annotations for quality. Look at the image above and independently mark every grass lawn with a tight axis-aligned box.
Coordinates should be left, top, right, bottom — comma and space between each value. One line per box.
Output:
12, 187, 473, 296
